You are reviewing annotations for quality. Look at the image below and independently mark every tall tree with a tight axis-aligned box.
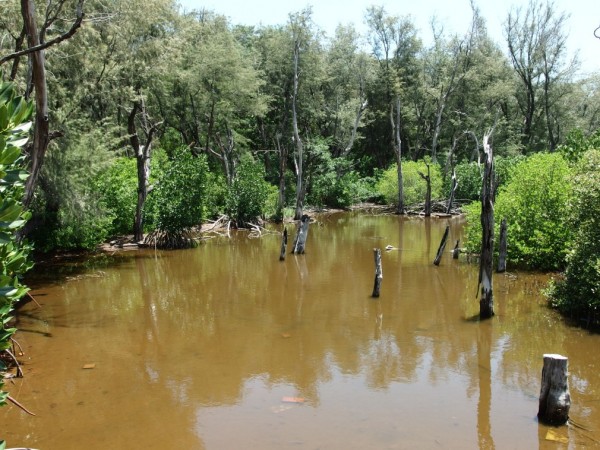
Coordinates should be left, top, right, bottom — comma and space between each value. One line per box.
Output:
504, 0, 576, 151
365, 6, 420, 213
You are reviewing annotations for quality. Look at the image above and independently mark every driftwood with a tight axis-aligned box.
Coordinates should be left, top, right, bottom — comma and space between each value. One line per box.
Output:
478, 131, 495, 319
372, 248, 383, 298
279, 227, 288, 261
497, 218, 507, 273
433, 225, 450, 266
292, 215, 310, 254
538, 354, 570, 425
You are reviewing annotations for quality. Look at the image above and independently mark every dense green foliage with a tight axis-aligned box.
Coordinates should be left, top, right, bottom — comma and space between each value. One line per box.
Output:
465, 152, 573, 270
154, 148, 208, 233
226, 156, 271, 226
377, 160, 443, 207
547, 149, 600, 321
0, 81, 33, 416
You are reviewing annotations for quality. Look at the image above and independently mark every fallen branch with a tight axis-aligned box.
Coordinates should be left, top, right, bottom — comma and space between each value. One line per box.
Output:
7, 394, 36, 416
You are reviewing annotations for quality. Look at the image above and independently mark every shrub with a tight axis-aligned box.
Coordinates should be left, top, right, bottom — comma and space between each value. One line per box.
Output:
464, 152, 573, 270
154, 148, 208, 233
93, 157, 137, 236
226, 155, 271, 226
376, 159, 443, 207
0, 80, 33, 415
547, 149, 600, 320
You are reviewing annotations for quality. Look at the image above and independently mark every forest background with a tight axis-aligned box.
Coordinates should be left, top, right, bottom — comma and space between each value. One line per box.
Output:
0, 0, 599, 312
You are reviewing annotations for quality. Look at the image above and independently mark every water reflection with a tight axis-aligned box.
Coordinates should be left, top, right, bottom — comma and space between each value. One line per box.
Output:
3, 213, 600, 448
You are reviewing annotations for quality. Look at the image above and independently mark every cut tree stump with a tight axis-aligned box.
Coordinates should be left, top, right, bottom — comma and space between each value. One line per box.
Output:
538, 354, 570, 426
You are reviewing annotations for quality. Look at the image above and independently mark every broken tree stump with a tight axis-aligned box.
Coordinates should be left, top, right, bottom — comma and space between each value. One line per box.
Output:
453, 239, 460, 259
279, 227, 288, 261
433, 225, 450, 266
478, 131, 495, 319
538, 354, 570, 426
372, 248, 383, 298
497, 218, 507, 273
292, 214, 310, 254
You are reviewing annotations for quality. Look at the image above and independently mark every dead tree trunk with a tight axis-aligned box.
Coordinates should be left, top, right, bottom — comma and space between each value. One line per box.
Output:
279, 227, 288, 261
497, 218, 507, 273
538, 354, 570, 426
419, 162, 432, 217
129, 99, 160, 243
292, 215, 310, 254
478, 131, 495, 319
372, 248, 382, 298
390, 97, 404, 214
292, 36, 305, 220
433, 225, 450, 266
447, 169, 458, 214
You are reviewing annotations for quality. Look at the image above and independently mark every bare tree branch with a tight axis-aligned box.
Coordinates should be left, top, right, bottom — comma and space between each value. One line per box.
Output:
0, 0, 84, 66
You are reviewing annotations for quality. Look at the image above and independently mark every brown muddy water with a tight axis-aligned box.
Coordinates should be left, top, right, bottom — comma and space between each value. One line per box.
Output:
2, 212, 600, 449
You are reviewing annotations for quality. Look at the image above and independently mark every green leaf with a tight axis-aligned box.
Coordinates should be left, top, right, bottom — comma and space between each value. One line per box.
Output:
0, 146, 21, 166
0, 105, 8, 131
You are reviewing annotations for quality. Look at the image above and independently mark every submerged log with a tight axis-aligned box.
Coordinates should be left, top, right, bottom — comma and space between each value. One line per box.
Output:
453, 239, 460, 259
279, 227, 288, 261
538, 354, 570, 426
497, 218, 507, 273
433, 225, 450, 266
292, 214, 310, 254
372, 248, 383, 298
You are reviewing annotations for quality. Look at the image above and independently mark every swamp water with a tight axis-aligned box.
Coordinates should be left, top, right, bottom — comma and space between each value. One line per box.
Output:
2, 212, 600, 449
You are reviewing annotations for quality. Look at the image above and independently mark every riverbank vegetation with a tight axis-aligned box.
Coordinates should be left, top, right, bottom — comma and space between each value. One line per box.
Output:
0, 1, 598, 334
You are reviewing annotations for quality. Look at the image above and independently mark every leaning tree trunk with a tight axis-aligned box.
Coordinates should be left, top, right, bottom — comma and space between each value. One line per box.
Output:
478, 131, 495, 319
21, 0, 48, 210
17, 0, 84, 209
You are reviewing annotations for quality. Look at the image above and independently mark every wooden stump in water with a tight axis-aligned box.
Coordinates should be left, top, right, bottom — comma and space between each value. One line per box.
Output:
372, 248, 383, 298
497, 218, 507, 273
433, 225, 450, 266
538, 354, 570, 426
279, 227, 288, 261
292, 214, 310, 254
453, 239, 460, 259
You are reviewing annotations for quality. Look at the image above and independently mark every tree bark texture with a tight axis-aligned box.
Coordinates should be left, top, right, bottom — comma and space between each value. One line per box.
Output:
433, 225, 450, 266
478, 132, 495, 319
538, 354, 570, 426
292, 215, 310, 254
497, 218, 507, 273
372, 248, 383, 298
